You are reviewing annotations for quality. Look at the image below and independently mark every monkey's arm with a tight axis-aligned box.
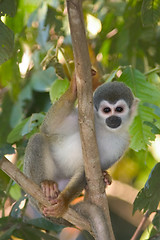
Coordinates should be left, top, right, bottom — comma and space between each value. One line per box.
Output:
41, 75, 77, 135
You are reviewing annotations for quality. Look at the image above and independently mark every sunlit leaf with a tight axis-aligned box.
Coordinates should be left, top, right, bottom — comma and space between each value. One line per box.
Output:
21, 113, 45, 136
9, 183, 22, 201
119, 66, 160, 151
49, 78, 69, 103
7, 113, 45, 144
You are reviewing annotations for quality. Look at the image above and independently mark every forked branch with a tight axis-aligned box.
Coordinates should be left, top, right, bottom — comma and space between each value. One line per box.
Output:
66, 0, 115, 239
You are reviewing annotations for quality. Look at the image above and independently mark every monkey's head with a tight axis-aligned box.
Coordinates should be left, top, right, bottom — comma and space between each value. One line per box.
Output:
93, 81, 139, 131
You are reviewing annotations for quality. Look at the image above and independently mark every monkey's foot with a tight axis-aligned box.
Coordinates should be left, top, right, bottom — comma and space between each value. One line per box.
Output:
40, 180, 60, 201
102, 171, 112, 186
43, 193, 68, 218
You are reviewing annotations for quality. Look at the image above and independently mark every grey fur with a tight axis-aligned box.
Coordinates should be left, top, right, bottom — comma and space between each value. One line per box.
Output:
93, 81, 134, 110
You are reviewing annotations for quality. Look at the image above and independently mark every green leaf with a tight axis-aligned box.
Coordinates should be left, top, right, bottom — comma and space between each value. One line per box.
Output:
41, 47, 65, 79
152, 211, 160, 232
0, 0, 17, 17
27, 218, 64, 233
21, 113, 45, 136
133, 163, 160, 215
147, 71, 160, 85
49, 78, 70, 103
20, 225, 59, 240
31, 67, 57, 92
0, 94, 13, 144
10, 85, 33, 128
45, 5, 63, 34
0, 223, 18, 240
10, 196, 27, 218
0, 216, 10, 227
7, 118, 28, 143
0, 20, 14, 65
0, 170, 10, 190
104, 68, 120, 83
141, 0, 160, 26
0, 144, 15, 158
144, 121, 160, 134
119, 66, 160, 151
144, 103, 160, 118
0, 190, 5, 198
7, 113, 45, 144
9, 183, 22, 201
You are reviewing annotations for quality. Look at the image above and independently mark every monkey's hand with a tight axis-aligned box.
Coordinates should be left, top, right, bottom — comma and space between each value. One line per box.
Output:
41, 180, 60, 201
102, 170, 112, 187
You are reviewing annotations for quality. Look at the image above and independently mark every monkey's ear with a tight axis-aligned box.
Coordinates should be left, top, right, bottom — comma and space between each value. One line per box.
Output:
131, 97, 139, 118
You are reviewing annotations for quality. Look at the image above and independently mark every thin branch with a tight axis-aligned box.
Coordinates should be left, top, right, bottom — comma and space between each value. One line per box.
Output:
0, 156, 91, 232
66, 0, 115, 239
131, 211, 150, 240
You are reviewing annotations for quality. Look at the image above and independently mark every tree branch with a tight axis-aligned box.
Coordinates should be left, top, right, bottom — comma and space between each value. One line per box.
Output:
130, 211, 149, 240
0, 156, 91, 232
0, 1, 115, 239
66, 0, 115, 239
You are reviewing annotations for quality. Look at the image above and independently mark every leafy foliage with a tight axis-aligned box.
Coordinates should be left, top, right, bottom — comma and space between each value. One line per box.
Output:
0, 216, 59, 240
0, 0, 17, 17
0, 0, 160, 239
0, 144, 15, 159
141, 0, 160, 26
133, 163, 160, 215
0, 21, 14, 65
118, 66, 160, 151
0, 197, 64, 240
0, 0, 16, 64
49, 78, 69, 103
7, 113, 45, 144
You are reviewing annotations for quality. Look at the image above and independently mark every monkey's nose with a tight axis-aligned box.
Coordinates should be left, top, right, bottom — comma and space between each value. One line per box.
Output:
106, 116, 121, 129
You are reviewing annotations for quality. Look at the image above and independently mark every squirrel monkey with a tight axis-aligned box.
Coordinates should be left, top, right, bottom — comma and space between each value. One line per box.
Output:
24, 74, 138, 218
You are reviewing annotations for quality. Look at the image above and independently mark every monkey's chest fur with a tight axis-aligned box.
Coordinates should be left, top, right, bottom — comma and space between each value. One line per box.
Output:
49, 112, 129, 179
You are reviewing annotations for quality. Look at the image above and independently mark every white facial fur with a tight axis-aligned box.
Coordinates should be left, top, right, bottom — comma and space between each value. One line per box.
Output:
97, 99, 130, 131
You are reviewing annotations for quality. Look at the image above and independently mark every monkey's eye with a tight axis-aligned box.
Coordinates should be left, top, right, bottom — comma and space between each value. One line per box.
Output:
115, 106, 123, 112
103, 107, 111, 113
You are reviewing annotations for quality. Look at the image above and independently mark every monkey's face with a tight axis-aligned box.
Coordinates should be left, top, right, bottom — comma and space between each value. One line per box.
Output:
97, 99, 131, 131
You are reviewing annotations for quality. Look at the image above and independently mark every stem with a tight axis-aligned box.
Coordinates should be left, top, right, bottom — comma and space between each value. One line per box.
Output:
131, 211, 149, 240
66, 0, 115, 239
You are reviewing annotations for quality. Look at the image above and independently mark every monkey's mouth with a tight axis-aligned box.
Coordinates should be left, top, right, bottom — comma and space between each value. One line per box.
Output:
106, 116, 122, 129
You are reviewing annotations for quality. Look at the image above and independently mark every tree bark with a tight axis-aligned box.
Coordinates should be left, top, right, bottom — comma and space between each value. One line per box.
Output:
0, 156, 91, 232
0, 1, 115, 239
66, 0, 115, 239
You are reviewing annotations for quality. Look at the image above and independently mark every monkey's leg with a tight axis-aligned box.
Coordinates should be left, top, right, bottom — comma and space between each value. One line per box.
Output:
41, 180, 60, 201
24, 133, 54, 185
